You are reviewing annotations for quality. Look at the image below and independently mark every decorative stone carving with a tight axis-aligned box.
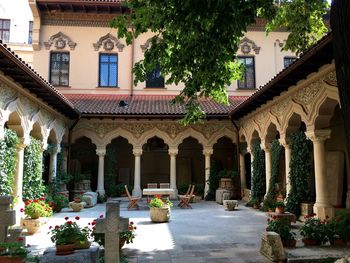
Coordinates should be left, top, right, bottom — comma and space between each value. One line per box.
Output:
271, 98, 290, 118
93, 33, 124, 52
44, 32, 77, 50
293, 80, 322, 112
121, 123, 154, 138
168, 147, 178, 156
260, 232, 285, 262
156, 123, 186, 139
133, 147, 143, 156
324, 70, 338, 87
0, 84, 17, 107
192, 123, 232, 139
140, 37, 161, 52
274, 39, 284, 48
239, 37, 261, 54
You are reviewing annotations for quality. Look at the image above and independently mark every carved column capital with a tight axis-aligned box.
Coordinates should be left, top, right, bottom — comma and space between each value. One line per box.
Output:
17, 136, 29, 150
203, 147, 213, 156
260, 141, 272, 152
305, 129, 331, 143
96, 146, 106, 157
168, 147, 178, 156
279, 134, 291, 148
133, 147, 143, 157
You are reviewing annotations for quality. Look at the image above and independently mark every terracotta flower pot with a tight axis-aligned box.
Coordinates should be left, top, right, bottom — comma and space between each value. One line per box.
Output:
74, 240, 91, 250
252, 204, 259, 209
56, 244, 75, 255
275, 206, 285, 214
21, 218, 41, 235
0, 256, 25, 263
302, 239, 320, 246
332, 238, 346, 246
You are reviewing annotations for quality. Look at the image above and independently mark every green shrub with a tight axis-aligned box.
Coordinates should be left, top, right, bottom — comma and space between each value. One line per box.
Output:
0, 128, 18, 196
267, 139, 282, 199
205, 160, 220, 200
250, 141, 266, 202
106, 183, 127, 197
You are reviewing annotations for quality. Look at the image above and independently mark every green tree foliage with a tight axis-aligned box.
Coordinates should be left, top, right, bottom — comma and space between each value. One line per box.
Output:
112, 0, 328, 124
205, 160, 220, 201
23, 137, 45, 200
0, 129, 19, 196
286, 131, 313, 216
251, 141, 266, 202
267, 139, 282, 199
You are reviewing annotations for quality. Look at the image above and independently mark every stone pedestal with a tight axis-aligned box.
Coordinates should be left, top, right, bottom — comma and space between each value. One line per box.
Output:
267, 212, 296, 225
40, 244, 100, 263
242, 188, 251, 202
299, 202, 314, 221
69, 202, 86, 212
83, 192, 98, 208
260, 232, 285, 262
223, 200, 238, 211
0, 196, 17, 242
215, 189, 231, 204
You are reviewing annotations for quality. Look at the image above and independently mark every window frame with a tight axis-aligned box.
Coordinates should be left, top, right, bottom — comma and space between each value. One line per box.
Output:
49, 51, 70, 87
237, 56, 256, 90
98, 53, 119, 88
0, 19, 11, 43
284, 56, 297, 68
28, 21, 33, 44
145, 64, 165, 88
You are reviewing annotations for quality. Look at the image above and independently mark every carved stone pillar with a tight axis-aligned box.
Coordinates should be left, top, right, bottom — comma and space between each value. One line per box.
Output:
261, 141, 272, 197
168, 147, 178, 199
49, 145, 60, 183
305, 129, 333, 219
96, 146, 106, 196
203, 147, 213, 197
239, 153, 247, 191
279, 137, 291, 197
132, 147, 143, 196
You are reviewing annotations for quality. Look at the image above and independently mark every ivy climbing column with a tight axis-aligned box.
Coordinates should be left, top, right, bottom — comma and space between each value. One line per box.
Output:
306, 129, 334, 220
96, 146, 106, 196
239, 153, 247, 191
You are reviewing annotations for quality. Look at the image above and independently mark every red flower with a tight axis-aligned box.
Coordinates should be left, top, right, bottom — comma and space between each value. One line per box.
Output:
55, 225, 60, 229
26, 244, 31, 247
40, 197, 45, 201
67, 221, 73, 225
75, 216, 80, 220
49, 202, 53, 206
134, 226, 137, 230
99, 214, 104, 218
17, 237, 24, 241
91, 221, 96, 226
49, 226, 52, 229
130, 221, 134, 225
33, 199, 38, 203
65, 216, 69, 221
20, 208, 24, 213
129, 226, 133, 230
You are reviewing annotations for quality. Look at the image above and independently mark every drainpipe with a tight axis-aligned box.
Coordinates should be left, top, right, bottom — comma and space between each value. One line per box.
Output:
67, 115, 81, 179
229, 115, 241, 199
130, 37, 135, 96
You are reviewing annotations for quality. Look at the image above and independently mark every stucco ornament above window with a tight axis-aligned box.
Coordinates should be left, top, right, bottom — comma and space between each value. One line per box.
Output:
239, 37, 261, 55
140, 37, 161, 53
44, 32, 77, 50
93, 33, 124, 52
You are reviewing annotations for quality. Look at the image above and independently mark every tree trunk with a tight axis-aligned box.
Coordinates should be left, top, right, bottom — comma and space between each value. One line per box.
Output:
330, 0, 350, 170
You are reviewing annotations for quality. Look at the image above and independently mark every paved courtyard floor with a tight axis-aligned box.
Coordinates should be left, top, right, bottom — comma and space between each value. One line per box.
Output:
26, 199, 269, 262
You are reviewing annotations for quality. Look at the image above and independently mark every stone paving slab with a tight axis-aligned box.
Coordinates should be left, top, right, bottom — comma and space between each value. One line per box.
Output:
285, 247, 350, 262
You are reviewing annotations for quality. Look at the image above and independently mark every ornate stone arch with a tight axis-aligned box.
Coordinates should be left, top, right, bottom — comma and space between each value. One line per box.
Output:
239, 37, 261, 55
138, 128, 173, 147
93, 33, 125, 52
280, 101, 308, 133
208, 128, 237, 147
71, 129, 103, 147
103, 128, 137, 148
44, 32, 77, 50
261, 115, 281, 142
174, 128, 208, 147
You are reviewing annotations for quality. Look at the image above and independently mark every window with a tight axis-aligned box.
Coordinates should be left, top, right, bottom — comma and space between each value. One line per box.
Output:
0, 19, 10, 43
237, 56, 255, 89
284, 57, 296, 68
99, 53, 118, 87
49, 52, 70, 86
146, 65, 164, 88
28, 21, 33, 44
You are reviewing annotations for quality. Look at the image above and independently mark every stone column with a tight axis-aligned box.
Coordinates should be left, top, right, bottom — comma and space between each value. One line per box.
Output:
239, 153, 247, 191
168, 147, 178, 199
279, 137, 291, 197
261, 141, 272, 197
305, 129, 333, 219
247, 145, 254, 198
132, 147, 142, 196
49, 145, 59, 182
96, 146, 106, 196
203, 147, 213, 197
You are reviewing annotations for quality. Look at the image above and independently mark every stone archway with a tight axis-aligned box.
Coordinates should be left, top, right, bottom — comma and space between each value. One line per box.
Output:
141, 137, 169, 188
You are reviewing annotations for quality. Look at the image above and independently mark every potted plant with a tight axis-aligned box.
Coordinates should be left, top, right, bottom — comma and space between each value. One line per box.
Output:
275, 201, 285, 214
266, 218, 296, 247
48, 193, 68, 213
326, 211, 350, 246
0, 241, 28, 263
300, 214, 327, 246
74, 194, 83, 203
69, 194, 85, 212
21, 198, 53, 234
49, 216, 90, 254
149, 198, 173, 223
250, 198, 260, 209
261, 196, 276, 212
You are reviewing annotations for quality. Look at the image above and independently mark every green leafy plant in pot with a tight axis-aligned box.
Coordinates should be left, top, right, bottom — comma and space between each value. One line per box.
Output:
266, 217, 296, 247
0, 241, 28, 263
149, 198, 173, 223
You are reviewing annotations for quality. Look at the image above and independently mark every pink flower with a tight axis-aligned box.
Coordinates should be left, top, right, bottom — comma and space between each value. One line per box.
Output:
20, 208, 24, 213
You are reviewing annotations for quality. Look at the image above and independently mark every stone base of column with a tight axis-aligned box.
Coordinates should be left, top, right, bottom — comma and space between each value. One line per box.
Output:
170, 189, 178, 200
132, 188, 142, 197
96, 189, 105, 196
313, 203, 334, 220
14, 201, 24, 226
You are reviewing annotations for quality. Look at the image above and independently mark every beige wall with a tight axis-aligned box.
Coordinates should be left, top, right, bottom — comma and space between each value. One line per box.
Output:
33, 23, 294, 96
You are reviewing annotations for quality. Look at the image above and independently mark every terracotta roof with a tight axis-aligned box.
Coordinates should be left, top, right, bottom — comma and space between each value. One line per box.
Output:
65, 94, 248, 118
230, 33, 333, 120
0, 41, 80, 119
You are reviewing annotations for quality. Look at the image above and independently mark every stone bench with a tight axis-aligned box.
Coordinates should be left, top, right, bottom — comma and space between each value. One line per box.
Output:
40, 244, 100, 263
83, 192, 98, 208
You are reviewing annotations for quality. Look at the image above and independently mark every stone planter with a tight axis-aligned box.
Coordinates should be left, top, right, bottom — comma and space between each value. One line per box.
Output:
223, 200, 238, 211
300, 203, 314, 221
150, 206, 170, 223
69, 201, 85, 212
21, 218, 41, 235
331, 238, 347, 246
302, 239, 320, 246
219, 178, 233, 189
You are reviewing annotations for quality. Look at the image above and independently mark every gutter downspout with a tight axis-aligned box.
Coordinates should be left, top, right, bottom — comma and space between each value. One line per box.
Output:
229, 115, 241, 199
130, 37, 135, 96
67, 114, 81, 182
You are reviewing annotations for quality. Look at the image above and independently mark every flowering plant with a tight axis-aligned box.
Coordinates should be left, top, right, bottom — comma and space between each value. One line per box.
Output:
49, 216, 89, 245
0, 241, 28, 259
46, 193, 68, 213
266, 217, 295, 241
325, 211, 350, 243
300, 214, 327, 244
149, 198, 173, 208
23, 198, 53, 219
120, 222, 137, 244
